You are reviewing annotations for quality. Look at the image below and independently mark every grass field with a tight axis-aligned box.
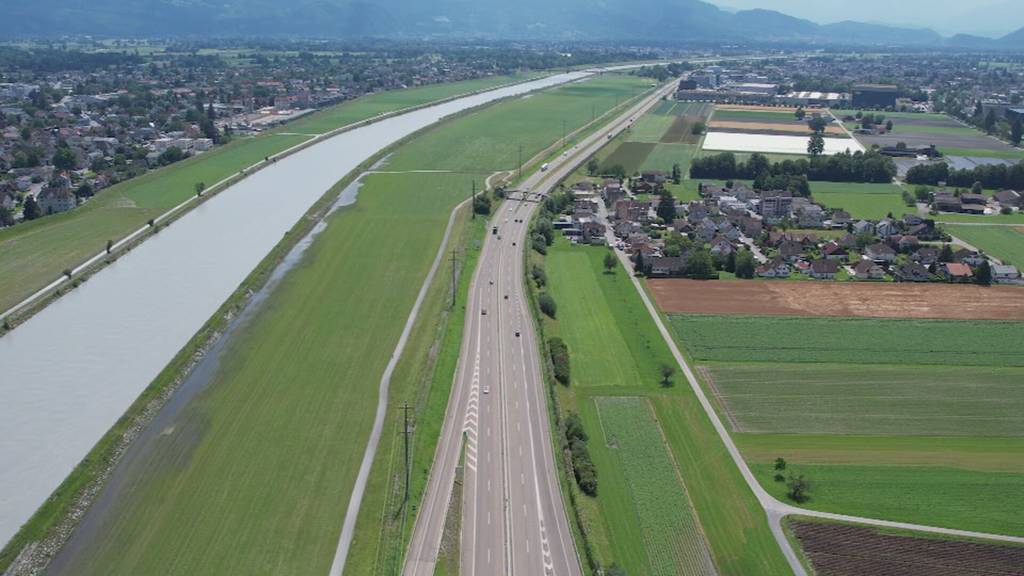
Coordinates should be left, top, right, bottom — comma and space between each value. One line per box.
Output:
809, 181, 908, 220
944, 225, 1024, 266
890, 123, 979, 136
539, 239, 791, 575
594, 397, 716, 576
639, 143, 698, 174
46, 73, 641, 575
599, 142, 656, 175
670, 314, 1024, 367
702, 363, 1024, 436
938, 147, 1024, 159
628, 113, 676, 143
936, 212, 1024, 224
0, 73, 537, 314
754, 462, 1024, 537
736, 434, 1024, 474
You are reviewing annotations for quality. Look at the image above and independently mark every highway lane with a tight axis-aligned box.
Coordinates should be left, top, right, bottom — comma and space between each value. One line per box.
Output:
403, 78, 678, 576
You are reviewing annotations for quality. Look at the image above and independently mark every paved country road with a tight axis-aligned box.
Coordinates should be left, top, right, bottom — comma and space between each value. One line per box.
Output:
403, 78, 678, 576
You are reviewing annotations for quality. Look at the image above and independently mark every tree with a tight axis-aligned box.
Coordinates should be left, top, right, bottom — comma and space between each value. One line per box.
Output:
686, 249, 714, 278
691, 121, 706, 136
786, 474, 811, 503
807, 116, 828, 134
735, 250, 756, 279
75, 182, 93, 198
106, 239, 113, 254
195, 181, 206, 197
22, 196, 42, 220
896, 141, 908, 152
671, 163, 681, 185
586, 158, 599, 176
976, 260, 992, 286
539, 293, 557, 319
656, 192, 676, 223
473, 194, 492, 215
659, 363, 675, 387
53, 147, 76, 171
0, 206, 14, 227
633, 251, 647, 276
794, 107, 806, 120
885, 119, 894, 132
607, 564, 627, 576
984, 110, 997, 134
971, 181, 984, 195
1012, 118, 1024, 147
603, 252, 617, 274
939, 243, 955, 263
774, 457, 787, 471
807, 133, 825, 157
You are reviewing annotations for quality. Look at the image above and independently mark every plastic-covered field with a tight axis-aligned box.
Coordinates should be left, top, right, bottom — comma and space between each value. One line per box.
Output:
702, 131, 865, 156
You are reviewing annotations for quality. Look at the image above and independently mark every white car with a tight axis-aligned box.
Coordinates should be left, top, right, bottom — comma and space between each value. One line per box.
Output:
483, 386, 490, 394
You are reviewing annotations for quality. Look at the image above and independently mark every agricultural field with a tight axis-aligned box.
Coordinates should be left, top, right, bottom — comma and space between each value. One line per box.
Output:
593, 397, 716, 576
599, 142, 657, 175
639, 143, 698, 174
840, 111, 1023, 160
43, 74, 640, 575
789, 520, 1024, 576
669, 314, 1024, 367
0, 73, 536, 314
809, 181, 907, 220
538, 239, 791, 575
649, 279, 1024, 321
702, 132, 864, 156
700, 363, 1024, 436
945, 225, 1024, 266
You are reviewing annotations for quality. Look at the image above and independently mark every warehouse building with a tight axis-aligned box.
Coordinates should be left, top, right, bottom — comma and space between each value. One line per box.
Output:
852, 84, 898, 109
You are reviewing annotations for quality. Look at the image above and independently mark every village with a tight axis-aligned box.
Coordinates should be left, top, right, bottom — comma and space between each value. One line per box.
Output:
554, 172, 1022, 286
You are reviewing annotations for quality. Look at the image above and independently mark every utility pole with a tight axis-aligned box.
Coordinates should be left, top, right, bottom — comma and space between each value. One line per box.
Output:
471, 180, 476, 219
517, 144, 523, 180
562, 119, 567, 148
401, 402, 412, 503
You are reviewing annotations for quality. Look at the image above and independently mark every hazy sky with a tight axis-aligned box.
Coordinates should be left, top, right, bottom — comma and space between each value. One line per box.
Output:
709, 0, 1024, 37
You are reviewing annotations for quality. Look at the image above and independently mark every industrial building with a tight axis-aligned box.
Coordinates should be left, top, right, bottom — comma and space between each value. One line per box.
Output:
851, 84, 898, 109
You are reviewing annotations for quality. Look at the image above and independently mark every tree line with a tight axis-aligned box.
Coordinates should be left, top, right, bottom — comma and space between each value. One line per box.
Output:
690, 151, 896, 186
906, 159, 1024, 190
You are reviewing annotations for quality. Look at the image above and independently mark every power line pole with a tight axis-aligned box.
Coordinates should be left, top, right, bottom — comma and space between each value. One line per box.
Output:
517, 144, 523, 180
401, 402, 412, 503
471, 180, 476, 219
450, 250, 458, 308
562, 119, 567, 148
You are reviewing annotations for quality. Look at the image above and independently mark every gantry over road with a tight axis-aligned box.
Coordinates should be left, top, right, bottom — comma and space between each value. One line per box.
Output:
403, 77, 679, 576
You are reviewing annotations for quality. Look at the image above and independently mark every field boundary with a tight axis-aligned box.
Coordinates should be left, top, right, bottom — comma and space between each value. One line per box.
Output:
696, 365, 742, 433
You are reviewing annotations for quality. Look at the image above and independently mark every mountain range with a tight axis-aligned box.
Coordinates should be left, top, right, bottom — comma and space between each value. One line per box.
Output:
6, 0, 1024, 48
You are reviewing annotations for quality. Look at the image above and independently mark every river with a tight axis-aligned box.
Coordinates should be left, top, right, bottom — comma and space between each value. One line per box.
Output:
0, 71, 589, 548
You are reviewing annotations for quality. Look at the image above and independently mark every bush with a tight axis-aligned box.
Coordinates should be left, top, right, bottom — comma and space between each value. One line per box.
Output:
531, 264, 547, 287
570, 438, 597, 496
539, 292, 557, 319
531, 233, 547, 255
548, 337, 570, 385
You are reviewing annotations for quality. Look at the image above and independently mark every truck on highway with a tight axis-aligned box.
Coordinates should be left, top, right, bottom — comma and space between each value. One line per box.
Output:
492, 226, 498, 235
540, 163, 549, 172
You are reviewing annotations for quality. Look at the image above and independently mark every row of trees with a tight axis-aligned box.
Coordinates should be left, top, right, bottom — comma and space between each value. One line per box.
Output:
564, 414, 597, 496
690, 151, 896, 185
906, 159, 1024, 190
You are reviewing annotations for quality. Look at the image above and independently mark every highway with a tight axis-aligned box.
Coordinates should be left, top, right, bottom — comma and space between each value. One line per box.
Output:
403, 78, 677, 576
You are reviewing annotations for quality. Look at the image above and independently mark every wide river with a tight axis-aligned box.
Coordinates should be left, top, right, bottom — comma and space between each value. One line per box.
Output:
0, 71, 589, 547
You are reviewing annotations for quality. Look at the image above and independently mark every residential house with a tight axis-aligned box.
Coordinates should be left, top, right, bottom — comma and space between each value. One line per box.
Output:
710, 237, 734, 257
853, 259, 886, 280
797, 205, 825, 228
697, 219, 718, 242
0, 190, 15, 210
902, 214, 923, 227
896, 235, 919, 251
36, 175, 77, 215
993, 264, 1020, 284
943, 262, 974, 282
778, 240, 804, 262
822, 241, 849, 261
810, 259, 838, 279
912, 247, 940, 266
852, 220, 874, 236
648, 256, 685, 277
580, 221, 607, 245
760, 190, 793, 224
895, 262, 931, 282
933, 193, 961, 212
756, 257, 791, 278
739, 216, 763, 237
865, 243, 896, 263
993, 189, 1021, 208
875, 218, 899, 238
953, 248, 985, 266
960, 193, 987, 206
830, 209, 851, 228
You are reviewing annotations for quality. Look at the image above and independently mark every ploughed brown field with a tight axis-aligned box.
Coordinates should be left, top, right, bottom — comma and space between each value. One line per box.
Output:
648, 279, 1024, 320
791, 521, 1024, 576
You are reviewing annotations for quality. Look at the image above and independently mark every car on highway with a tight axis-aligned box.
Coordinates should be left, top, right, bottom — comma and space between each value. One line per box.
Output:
481, 309, 487, 315
482, 386, 490, 394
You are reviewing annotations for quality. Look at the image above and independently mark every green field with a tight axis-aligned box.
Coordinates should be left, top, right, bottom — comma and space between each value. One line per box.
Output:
594, 397, 716, 576
43, 73, 641, 575
0, 73, 537, 314
736, 434, 1024, 474
599, 142, 656, 175
809, 181, 908, 220
944, 225, 1024, 266
753, 462, 1024, 537
702, 363, 1024, 436
936, 212, 1024, 225
670, 314, 1024, 367
540, 239, 791, 575
628, 113, 677, 143
890, 123, 978, 136
639, 143, 698, 174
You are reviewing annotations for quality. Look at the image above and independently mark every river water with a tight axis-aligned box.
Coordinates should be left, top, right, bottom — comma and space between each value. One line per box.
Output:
0, 71, 588, 548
